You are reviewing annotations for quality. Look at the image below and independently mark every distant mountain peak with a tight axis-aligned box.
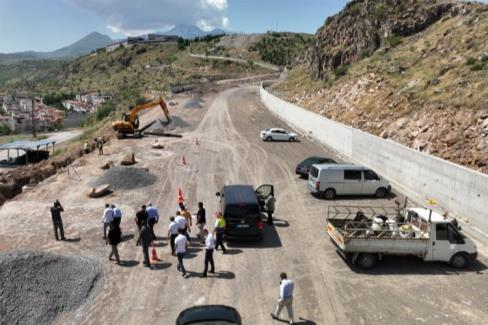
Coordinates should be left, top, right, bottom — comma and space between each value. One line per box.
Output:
164, 24, 227, 39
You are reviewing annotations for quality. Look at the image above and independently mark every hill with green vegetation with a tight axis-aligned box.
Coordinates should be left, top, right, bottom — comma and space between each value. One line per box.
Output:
273, 0, 488, 173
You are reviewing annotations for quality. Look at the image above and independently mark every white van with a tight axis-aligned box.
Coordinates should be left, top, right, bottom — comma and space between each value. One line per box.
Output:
307, 164, 391, 199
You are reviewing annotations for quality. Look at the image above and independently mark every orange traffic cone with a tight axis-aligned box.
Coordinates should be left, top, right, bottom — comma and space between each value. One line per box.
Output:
182, 155, 187, 165
177, 188, 184, 205
151, 245, 160, 262
196, 138, 199, 146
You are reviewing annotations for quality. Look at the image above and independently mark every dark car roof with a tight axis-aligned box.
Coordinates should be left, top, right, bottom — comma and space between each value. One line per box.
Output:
223, 185, 259, 206
176, 305, 242, 324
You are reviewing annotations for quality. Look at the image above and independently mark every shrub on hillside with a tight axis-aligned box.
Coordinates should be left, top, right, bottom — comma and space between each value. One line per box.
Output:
385, 34, 402, 47
466, 57, 477, 65
96, 101, 115, 121
334, 65, 349, 77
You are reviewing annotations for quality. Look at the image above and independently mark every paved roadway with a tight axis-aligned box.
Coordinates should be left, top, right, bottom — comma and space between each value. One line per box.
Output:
0, 87, 487, 324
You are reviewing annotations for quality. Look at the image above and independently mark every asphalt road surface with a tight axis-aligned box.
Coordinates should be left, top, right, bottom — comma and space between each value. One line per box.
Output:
0, 87, 487, 325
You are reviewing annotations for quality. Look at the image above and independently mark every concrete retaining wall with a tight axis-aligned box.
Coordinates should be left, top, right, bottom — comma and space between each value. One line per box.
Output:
260, 85, 488, 234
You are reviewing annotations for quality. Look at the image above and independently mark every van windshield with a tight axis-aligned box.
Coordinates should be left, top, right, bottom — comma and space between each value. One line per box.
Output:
310, 166, 319, 178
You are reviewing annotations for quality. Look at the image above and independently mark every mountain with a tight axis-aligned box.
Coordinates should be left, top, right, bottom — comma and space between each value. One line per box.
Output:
0, 32, 113, 64
164, 24, 227, 39
275, 0, 488, 173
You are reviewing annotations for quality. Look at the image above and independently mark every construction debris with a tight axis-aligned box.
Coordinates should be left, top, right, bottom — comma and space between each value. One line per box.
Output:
0, 251, 103, 325
120, 152, 136, 166
91, 166, 157, 190
87, 183, 111, 198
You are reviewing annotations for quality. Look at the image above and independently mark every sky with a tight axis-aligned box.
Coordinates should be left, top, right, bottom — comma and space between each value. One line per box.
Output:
0, 0, 349, 53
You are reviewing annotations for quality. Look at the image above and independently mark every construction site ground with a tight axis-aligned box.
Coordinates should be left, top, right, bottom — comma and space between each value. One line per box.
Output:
0, 86, 487, 325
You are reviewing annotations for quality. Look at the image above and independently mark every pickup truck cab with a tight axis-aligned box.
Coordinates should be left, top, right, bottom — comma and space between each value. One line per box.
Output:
327, 206, 478, 269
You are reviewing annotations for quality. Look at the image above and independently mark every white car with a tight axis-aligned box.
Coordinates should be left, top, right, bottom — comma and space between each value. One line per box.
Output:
260, 128, 298, 142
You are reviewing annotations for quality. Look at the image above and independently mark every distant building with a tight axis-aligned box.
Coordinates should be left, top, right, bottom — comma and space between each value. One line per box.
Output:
106, 40, 130, 52
127, 36, 145, 44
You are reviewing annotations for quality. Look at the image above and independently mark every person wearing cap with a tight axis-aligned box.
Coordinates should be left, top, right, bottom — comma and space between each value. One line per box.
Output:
147, 203, 160, 240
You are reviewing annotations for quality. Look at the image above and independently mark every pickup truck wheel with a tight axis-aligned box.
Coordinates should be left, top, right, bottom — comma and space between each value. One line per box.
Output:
323, 188, 336, 200
450, 252, 468, 268
266, 136, 272, 141
356, 253, 378, 269
375, 187, 388, 198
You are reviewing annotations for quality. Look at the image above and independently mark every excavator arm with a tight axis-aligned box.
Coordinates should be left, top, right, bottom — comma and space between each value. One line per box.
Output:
127, 97, 171, 124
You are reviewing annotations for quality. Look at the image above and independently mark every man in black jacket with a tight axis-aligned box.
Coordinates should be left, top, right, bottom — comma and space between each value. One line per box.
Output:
137, 224, 153, 267
107, 221, 122, 265
135, 205, 148, 245
50, 200, 66, 241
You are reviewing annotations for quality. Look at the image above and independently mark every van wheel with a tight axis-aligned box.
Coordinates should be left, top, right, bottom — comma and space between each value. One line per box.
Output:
356, 253, 378, 269
266, 136, 272, 141
323, 189, 336, 200
450, 252, 468, 268
375, 187, 388, 198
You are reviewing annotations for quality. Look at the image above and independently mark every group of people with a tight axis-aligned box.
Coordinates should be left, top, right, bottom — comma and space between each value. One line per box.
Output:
83, 137, 104, 155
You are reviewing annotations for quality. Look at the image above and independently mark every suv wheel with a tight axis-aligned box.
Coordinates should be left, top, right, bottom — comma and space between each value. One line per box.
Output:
356, 253, 378, 269
375, 187, 387, 198
323, 188, 335, 200
450, 252, 468, 268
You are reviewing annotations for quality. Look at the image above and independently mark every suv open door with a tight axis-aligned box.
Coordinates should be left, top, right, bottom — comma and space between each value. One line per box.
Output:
255, 184, 274, 210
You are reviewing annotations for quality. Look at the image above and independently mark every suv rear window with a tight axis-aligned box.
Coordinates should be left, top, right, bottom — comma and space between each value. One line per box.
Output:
310, 166, 319, 178
344, 170, 362, 180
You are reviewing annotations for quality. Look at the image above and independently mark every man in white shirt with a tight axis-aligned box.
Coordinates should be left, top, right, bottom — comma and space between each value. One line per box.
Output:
271, 272, 295, 324
101, 203, 114, 239
175, 211, 187, 230
201, 229, 215, 278
167, 216, 180, 256
175, 228, 189, 278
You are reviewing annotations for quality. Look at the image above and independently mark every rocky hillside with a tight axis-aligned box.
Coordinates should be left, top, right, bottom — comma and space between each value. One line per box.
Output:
274, 0, 488, 173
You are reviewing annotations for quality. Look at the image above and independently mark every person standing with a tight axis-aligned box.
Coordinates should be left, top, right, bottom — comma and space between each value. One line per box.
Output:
97, 137, 104, 155
213, 212, 226, 253
83, 141, 90, 154
135, 205, 148, 245
175, 228, 189, 278
196, 202, 206, 241
101, 203, 114, 240
270, 273, 295, 324
112, 204, 122, 228
167, 216, 179, 256
266, 194, 276, 225
50, 200, 66, 241
137, 224, 153, 267
180, 205, 192, 241
107, 221, 121, 265
146, 203, 160, 240
201, 229, 215, 278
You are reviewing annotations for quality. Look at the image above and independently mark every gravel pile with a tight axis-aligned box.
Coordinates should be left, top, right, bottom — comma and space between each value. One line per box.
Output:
148, 116, 190, 133
183, 95, 204, 109
92, 166, 157, 190
0, 251, 103, 325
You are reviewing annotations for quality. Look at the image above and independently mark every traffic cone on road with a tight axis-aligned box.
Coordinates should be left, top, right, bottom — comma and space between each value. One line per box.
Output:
151, 245, 160, 262
182, 155, 187, 165
177, 188, 184, 205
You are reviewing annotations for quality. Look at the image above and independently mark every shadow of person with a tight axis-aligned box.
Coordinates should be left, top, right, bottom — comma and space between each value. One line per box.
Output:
118, 260, 140, 267
214, 270, 235, 280
224, 249, 243, 255
153, 241, 167, 248
150, 262, 172, 270
63, 237, 81, 243
121, 234, 135, 242
272, 219, 290, 228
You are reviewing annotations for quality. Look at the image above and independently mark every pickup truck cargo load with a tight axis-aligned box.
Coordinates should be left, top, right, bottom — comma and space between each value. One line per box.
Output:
326, 204, 478, 269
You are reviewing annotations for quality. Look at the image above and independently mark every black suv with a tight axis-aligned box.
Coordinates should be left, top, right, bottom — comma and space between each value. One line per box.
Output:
295, 156, 336, 178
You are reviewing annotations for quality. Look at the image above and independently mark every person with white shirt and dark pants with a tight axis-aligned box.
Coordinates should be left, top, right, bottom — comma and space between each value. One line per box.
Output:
201, 229, 215, 278
167, 216, 179, 256
146, 203, 160, 240
271, 272, 295, 324
175, 228, 189, 278
101, 203, 114, 239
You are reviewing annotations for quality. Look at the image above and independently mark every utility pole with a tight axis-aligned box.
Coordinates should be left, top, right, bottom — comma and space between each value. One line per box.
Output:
31, 97, 37, 138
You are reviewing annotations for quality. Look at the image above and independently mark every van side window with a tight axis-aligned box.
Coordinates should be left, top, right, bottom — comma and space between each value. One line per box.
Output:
364, 170, 380, 181
344, 170, 362, 180
436, 223, 449, 241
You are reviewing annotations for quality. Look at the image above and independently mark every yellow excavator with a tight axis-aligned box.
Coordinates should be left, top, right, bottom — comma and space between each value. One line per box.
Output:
112, 97, 171, 138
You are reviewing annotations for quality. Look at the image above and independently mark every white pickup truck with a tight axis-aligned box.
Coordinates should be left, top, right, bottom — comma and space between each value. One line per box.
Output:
326, 205, 478, 269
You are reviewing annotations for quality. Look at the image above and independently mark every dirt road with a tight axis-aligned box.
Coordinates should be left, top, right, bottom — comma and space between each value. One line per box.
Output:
0, 86, 487, 324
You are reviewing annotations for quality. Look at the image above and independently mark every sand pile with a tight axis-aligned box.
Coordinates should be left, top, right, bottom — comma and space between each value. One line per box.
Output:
0, 251, 103, 325
91, 166, 157, 190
